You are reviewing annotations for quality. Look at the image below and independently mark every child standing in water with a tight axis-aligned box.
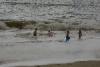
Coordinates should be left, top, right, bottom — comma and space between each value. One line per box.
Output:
33, 28, 38, 39
78, 29, 82, 40
65, 30, 70, 42
48, 30, 53, 37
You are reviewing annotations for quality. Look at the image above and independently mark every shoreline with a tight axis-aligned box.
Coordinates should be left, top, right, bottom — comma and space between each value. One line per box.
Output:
14, 60, 100, 67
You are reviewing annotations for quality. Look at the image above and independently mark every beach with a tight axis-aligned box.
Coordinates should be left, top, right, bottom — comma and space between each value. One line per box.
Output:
0, 30, 100, 67
14, 61, 100, 67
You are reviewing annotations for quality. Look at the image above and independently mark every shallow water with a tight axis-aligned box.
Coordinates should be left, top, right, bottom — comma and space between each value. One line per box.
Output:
0, 30, 100, 67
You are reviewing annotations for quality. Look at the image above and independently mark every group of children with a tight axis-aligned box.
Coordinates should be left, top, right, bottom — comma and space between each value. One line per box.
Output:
33, 28, 55, 37
33, 28, 82, 42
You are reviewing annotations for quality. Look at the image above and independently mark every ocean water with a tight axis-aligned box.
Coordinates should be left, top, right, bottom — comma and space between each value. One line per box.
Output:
0, 0, 100, 22
0, 30, 100, 67
0, 0, 100, 66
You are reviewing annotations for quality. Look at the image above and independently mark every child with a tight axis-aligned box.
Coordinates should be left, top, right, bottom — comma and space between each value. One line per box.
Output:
78, 29, 82, 40
33, 28, 38, 39
33, 28, 37, 36
65, 30, 70, 42
48, 30, 53, 37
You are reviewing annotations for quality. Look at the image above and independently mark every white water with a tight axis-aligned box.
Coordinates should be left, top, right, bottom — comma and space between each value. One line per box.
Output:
0, 0, 100, 23
0, 22, 9, 30
0, 30, 100, 67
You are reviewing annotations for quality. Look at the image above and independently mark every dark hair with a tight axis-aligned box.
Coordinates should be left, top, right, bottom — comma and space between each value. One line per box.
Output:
35, 28, 37, 30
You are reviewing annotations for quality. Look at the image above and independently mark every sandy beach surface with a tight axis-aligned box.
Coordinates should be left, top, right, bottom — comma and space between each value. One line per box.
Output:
13, 61, 100, 67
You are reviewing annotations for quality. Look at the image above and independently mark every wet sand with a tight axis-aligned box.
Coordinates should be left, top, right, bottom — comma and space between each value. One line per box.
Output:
15, 61, 100, 67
